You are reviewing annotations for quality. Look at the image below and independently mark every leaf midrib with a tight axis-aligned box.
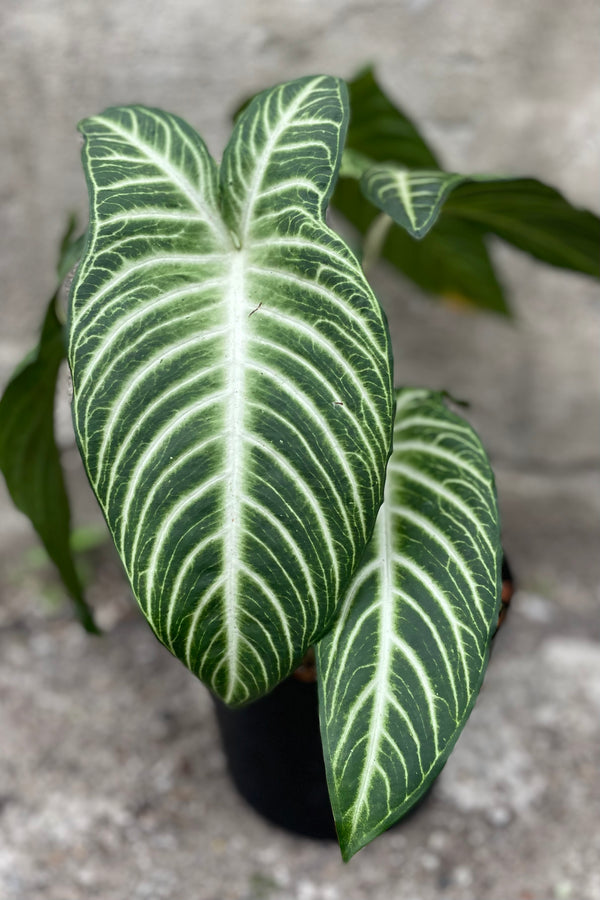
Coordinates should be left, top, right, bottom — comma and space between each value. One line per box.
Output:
347, 501, 395, 837
221, 248, 248, 701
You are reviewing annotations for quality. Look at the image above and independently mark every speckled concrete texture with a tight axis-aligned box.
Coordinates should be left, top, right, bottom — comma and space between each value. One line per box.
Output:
1, 517, 599, 900
1, 1, 599, 898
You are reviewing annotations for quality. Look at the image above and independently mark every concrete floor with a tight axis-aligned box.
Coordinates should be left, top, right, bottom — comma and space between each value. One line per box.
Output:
0, 461, 599, 900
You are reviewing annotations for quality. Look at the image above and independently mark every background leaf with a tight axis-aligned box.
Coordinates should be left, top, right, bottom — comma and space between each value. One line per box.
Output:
361, 166, 600, 277
444, 178, 600, 277
317, 388, 501, 859
343, 66, 440, 169
332, 70, 509, 313
0, 280, 97, 633
334, 174, 508, 313
333, 68, 600, 312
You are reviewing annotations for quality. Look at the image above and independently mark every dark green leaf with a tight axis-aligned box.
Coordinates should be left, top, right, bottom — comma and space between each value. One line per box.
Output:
358, 168, 600, 276
444, 178, 600, 277
384, 216, 510, 314
344, 66, 440, 168
0, 294, 98, 633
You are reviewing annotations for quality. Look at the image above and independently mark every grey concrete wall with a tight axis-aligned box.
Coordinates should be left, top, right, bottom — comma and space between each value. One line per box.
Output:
1, 0, 598, 456
2, 0, 599, 555
1, 0, 599, 655
1, 5, 599, 897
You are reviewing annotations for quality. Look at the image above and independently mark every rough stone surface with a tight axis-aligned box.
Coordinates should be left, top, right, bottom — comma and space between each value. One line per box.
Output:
1, 2, 599, 898
1, 509, 599, 900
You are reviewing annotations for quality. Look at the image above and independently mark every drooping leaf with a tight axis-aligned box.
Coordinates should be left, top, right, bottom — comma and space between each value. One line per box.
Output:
334, 173, 509, 313
0, 290, 98, 633
334, 68, 600, 311
68, 76, 394, 707
359, 167, 600, 278
360, 168, 508, 240
331, 78, 509, 314
317, 388, 501, 860
361, 167, 464, 239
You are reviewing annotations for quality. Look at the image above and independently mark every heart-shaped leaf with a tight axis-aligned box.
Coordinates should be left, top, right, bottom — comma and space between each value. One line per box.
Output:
68, 76, 394, 706
317, 388, 501, 859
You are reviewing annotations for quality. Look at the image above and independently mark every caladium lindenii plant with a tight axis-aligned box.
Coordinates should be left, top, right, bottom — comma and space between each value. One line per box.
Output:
1, 72, 598, 861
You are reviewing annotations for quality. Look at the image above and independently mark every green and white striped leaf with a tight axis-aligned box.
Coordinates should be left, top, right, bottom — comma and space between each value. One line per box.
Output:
317, 388, 501, 859
360, 167, 506, 239
68, 76, 394, 706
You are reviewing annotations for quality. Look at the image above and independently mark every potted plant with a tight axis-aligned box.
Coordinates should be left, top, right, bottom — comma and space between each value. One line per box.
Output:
0, 71, 597, 860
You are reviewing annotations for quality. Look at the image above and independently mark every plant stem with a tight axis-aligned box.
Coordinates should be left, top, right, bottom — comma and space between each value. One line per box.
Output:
361, 213, 393, 276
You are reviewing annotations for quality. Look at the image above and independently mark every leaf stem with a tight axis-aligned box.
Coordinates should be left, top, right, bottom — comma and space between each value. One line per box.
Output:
361, 213, 393, 276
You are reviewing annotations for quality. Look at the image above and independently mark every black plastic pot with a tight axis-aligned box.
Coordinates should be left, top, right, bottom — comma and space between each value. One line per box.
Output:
213, 676, 337, 839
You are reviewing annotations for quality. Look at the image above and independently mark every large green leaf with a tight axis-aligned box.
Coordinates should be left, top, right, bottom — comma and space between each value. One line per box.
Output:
68, 76, 394, 706
0, 287, 97, 633
317, 388, 501, 860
